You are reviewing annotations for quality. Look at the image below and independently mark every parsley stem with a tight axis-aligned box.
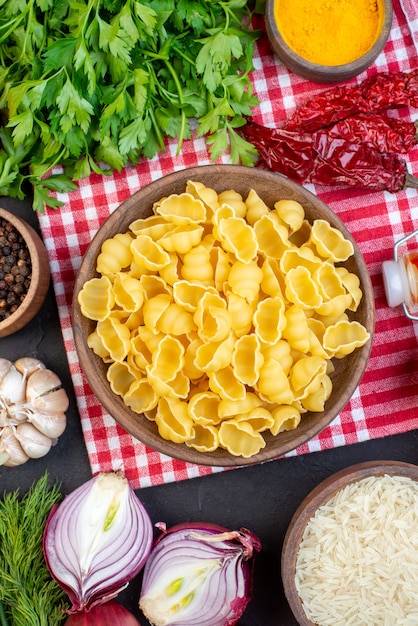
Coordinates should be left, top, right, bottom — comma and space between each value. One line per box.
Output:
148, 107, 165, 151
171, 45, 196, 68
0, 601, 9, 626
162, 60, 186, 155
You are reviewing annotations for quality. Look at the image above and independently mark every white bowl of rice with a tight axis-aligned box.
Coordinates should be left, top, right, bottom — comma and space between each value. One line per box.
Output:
281, 460, 418, 626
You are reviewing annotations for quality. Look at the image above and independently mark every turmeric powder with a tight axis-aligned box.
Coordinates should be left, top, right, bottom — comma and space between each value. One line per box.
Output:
274, 0, 384, 66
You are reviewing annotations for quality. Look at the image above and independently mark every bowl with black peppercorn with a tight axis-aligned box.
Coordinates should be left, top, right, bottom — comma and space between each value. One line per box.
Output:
0, 208, 50, 338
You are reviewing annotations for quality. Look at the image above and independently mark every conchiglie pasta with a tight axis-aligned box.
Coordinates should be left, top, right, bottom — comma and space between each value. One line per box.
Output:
78, 276, 114, 321
96, 316, 131, 362
155, 192, 207, 225
210, 246, 232, 292
209, 365, 246, 401
186, 180, 220, 214
235, 407, 275, 432
155, 396, 194, 443
143, 294, 172, 332
323, 320, 370, 358
301, 374, 333, 412
87, 329, 111, 361
280, 246, 322, 275
147, 334, 185, 383
336, 267, 363, 311
309, 219, 354, 262
245, 188, 270, 225
185, 424, 220, 452
173, 280, 217, 312
254, 213, 291, 258
129, 215, 175, 240
260, 257, 286, 299
96, 232, 133, 275
282, 305, 310, 352
257, 358, 294, 405
218, 392, 263, 419
253, 296, 286, 345
157, 302, 196, 336
226, 292, 254, 337
147, 367, 190, 400
261, 340, 293, 375
273, 199, 305, 233
231, 334, 264, 386
270, 405, 302, 436
194, 333, 235, 373
113, 273, 144, 312
290, 356, 328, 399
140, 274, 172, 300
216, 189, 247, 218
124, 378, 159, 414
188, 391, 222, 425
107, 361, 138, 397
181, 244, 214, 286
80, 180, 370, 459
219, 419, 266, 457
217, 216, 258, 263
159, 223, 204, 254
285, 266, 322, 309
227, 260, 263, 303
131, 234, 171, 272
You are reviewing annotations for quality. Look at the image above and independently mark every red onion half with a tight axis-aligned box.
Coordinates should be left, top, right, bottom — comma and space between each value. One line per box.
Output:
43, 471, 153, 614
139, 521, 261, 626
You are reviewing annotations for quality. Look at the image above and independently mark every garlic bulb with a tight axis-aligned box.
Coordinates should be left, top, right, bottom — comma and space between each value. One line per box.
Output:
0, 358, 69, 467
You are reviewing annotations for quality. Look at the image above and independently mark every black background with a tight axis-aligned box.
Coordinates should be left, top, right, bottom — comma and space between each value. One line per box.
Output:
1, 193, 417, 625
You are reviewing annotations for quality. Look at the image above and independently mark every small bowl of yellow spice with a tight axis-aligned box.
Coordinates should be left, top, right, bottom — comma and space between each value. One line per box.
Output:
266, 0, 393, 83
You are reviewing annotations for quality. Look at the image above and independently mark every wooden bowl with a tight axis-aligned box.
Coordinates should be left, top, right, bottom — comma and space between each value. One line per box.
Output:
72, 165, 374, 466
0, 208, 50, 338
282, 460, 418, 625
265, 0, 393, 83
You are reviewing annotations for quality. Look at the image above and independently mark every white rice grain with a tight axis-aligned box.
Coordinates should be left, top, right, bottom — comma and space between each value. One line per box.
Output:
295, 474, 418, 625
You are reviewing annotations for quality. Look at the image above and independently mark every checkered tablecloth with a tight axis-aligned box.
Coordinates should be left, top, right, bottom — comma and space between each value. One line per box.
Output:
38, 0, 418, 489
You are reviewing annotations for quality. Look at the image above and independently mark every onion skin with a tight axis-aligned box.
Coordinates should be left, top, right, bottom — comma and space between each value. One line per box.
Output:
139, 521, 262, 626
43, 471, 153, 614
64, 601, 141, 625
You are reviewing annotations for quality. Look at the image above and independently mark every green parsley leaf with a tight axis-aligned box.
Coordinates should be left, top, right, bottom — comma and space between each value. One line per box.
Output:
0, 0, 262, 211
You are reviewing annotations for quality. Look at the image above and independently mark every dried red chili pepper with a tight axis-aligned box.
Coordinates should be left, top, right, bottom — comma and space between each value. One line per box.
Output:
283, 70, 418, 133
326, 113, 418, 154
240, 119, 418, 192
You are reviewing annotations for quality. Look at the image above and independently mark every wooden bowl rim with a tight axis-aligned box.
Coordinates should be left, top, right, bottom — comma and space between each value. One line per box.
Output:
72, 164, 375, 467
265, 0, 393, 83
0, 208, 50, 337
281, 460, 418, 625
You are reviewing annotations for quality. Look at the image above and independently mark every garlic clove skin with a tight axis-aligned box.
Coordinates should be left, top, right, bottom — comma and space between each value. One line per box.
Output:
15, 357, 46, 378
0, 358, 13, 386
15, 422, 53, 459
0, 365, 26, 405
25, 368, 63, 403
0, 425, 30, 466
32, 388, 69, 414
28, 411, 67, 439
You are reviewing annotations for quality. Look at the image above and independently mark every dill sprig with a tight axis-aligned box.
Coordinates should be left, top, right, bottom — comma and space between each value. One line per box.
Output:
0, 472, 69, 626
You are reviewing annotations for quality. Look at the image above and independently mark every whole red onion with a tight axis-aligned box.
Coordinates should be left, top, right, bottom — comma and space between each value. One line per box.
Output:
64, 601, 141, 625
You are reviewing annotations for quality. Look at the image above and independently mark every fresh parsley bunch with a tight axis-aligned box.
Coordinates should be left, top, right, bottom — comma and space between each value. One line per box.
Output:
0, 0, 262, 212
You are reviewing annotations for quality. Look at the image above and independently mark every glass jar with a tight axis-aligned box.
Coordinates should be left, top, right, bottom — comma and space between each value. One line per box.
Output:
382, 228, 418, 321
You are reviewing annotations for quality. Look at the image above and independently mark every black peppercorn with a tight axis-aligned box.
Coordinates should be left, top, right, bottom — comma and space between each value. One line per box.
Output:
0, 218, 32, 321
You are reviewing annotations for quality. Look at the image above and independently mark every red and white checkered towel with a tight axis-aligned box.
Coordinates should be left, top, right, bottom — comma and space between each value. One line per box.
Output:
38, 0, 418, 489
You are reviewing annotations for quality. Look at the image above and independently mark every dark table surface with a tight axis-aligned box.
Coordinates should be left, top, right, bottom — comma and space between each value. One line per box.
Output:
1, 192, 418, 626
